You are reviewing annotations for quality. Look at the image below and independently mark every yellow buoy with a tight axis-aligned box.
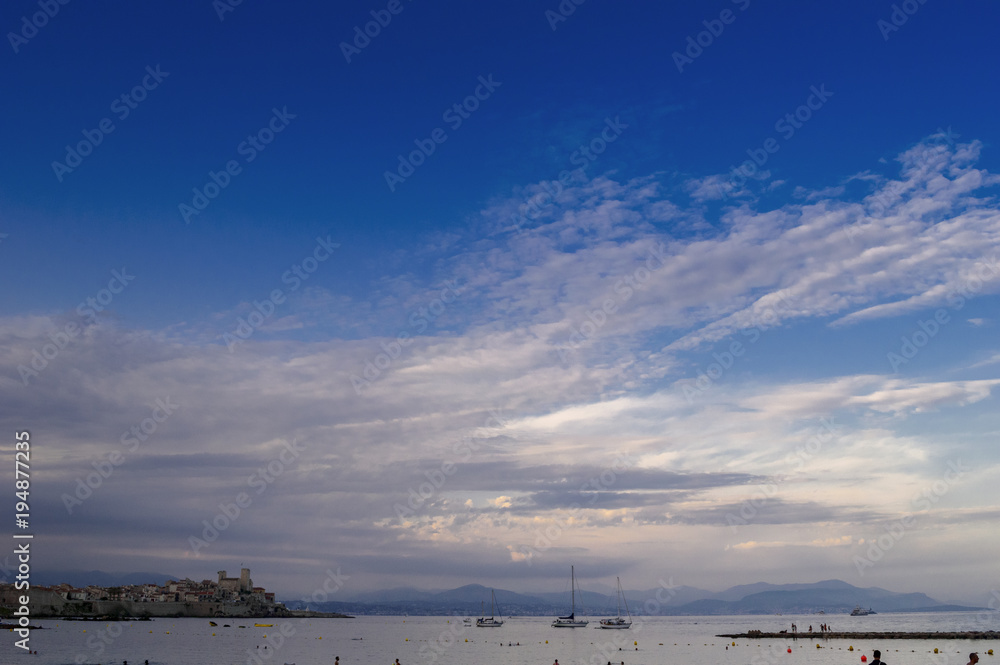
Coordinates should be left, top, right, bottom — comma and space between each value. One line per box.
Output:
987, 650, 993, 656
850, 646, 854, 651
733, 642, 736, 646
935, 649, 939, 654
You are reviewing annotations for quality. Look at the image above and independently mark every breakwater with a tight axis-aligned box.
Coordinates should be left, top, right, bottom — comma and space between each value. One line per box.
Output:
719, 631, 1000, 640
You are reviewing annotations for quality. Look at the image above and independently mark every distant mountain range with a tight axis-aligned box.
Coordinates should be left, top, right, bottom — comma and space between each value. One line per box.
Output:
28, 572, 984, 616
284, 579, 986, 616
27, 569, 180, 588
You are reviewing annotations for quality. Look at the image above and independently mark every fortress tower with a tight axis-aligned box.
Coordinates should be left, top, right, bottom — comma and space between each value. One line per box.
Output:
240, 567, 252, 593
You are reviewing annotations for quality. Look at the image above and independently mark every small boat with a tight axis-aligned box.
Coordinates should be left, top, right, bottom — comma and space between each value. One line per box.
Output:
477, 589, 504, 627
552, 566, 589, 628
255, 623, 274, 627
850, 606, 875, 616
599, 577, 632, 629
463, 618, 472, 624
209, 621, 218, 626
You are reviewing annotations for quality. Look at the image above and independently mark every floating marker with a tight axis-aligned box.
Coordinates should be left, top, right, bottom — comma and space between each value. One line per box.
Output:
935, 649, 939, 654
788, 648, 792, 653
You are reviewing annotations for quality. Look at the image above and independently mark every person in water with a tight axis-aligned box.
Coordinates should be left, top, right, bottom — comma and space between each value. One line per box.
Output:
871, 649, 885, 665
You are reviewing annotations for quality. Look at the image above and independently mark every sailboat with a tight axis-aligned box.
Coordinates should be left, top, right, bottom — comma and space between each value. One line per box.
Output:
599, 577, 632, 629
552, 566, 589, 627
476, 589, 504, 627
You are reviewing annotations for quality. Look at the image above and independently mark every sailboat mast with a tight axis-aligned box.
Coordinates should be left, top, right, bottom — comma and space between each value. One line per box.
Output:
571, 565, 575, 614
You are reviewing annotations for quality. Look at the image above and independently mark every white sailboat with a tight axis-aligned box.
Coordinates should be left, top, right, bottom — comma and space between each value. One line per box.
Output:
552, 566, 589, 627
599, 577, 632, 629
476, 589, 504, 627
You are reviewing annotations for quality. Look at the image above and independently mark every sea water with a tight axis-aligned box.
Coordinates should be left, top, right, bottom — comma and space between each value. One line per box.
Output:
2, 612, 997, 665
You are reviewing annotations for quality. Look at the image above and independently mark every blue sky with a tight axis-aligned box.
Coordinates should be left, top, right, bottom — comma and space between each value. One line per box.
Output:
2, 1, 1000, 604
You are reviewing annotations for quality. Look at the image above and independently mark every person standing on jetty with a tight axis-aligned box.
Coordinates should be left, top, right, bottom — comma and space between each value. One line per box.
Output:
871, 649, 886, 665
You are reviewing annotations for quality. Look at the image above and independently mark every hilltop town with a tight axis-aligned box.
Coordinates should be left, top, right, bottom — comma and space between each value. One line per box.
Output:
0, 568, 318, 619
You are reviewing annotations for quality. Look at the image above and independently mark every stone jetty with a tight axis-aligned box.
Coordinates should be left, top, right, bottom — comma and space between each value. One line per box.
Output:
719, 630, 1000, 640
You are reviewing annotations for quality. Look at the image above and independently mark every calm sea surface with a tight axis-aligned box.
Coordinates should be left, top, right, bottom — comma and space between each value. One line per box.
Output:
3, 612, 998, 665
